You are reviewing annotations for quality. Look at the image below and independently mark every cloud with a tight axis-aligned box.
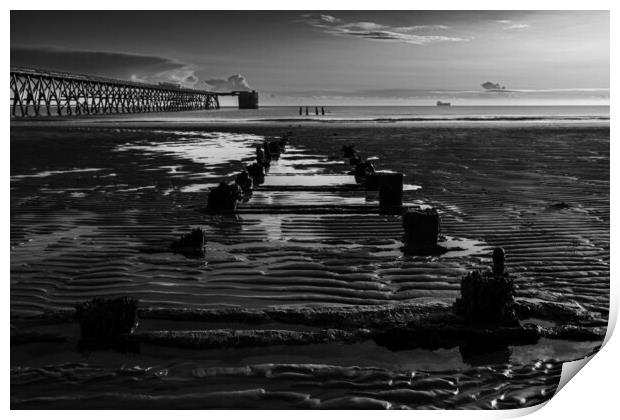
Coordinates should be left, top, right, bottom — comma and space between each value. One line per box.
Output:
505, 23, 530, 30
318, 14, 341, 24
203, 74, 251, 91
10, 46, 206, 88
11, 46, 255, 92
495, 20, 530, 30
397, 25, 450, 31
299, 14, 467, 45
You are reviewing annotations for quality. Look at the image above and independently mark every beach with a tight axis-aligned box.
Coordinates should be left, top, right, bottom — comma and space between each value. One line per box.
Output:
10, 115, 609, 409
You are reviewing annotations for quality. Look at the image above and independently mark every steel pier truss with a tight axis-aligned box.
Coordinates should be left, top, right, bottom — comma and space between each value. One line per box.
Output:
10, 67, 221, 118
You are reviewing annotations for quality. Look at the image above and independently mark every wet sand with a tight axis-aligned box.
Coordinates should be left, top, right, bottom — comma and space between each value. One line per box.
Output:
10, 122, 609, 409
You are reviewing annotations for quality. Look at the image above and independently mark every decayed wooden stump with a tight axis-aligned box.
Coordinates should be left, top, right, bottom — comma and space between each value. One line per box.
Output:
74, 297, 138, 346
170, 227, 206, 257
378, 172, 403, 208
207, 182, 243, 212
455, 248, 517, 325
403, 208, 440, 251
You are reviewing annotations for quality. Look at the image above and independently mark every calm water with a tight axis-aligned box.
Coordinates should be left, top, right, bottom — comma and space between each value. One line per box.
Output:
45, 105, 610, 124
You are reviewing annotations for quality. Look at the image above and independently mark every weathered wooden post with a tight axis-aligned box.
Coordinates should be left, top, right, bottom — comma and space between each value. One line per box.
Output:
493, 247, 505, 276
235, 170, 253, 195
262, 141, 272, 162
74, 297, 138, 347
256, 145, 266, 164
366, 171, 403, 191
379, 172, 404, 209
455, 248, 517, 325
353, 160, 376, 181
247, 162, 265, 184
207, 182, 243, 212
268, 140, 281, 158
170, 228, 206, 257
402, 208, 440, 251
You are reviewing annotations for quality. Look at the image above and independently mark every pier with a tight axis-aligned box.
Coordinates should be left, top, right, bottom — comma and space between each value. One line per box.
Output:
10, 67, 259, 118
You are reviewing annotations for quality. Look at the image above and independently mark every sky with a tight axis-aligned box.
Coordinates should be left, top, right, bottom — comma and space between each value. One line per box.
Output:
10, 10, 610, 105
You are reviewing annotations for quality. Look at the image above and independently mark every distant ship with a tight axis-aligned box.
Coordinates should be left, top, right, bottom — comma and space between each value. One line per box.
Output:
436, 101, 451, 107
482, 81, 506, 91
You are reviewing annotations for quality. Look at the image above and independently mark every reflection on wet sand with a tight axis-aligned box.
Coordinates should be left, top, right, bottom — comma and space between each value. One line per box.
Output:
10, 124, 608, 409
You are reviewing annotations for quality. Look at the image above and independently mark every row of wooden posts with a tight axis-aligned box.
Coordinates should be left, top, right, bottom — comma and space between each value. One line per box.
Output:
342, 143, 443, 253
171, 133, 291, 256
206, 133, 291, 212
203, 135, 435, 250
72, 134, 293, 350
72, 133, 516, 350
343, 143, 516, 325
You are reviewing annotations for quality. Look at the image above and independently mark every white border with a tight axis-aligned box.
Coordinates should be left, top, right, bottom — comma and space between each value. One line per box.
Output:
5, 1, 616, 418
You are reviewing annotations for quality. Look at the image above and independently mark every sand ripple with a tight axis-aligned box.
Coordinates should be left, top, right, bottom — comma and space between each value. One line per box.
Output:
11, 124, 608, 408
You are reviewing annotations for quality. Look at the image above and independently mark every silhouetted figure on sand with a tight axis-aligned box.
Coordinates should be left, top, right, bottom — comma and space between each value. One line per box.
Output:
321, 107, 325, 115
305, 106, 309, 116
299, 107, 302, 116
315, 106, 319, 115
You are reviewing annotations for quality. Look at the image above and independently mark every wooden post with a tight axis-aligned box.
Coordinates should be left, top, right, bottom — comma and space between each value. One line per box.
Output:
493, 247, 505, 276
378, 172, 404, 209
455, 248, 517, 325
402, 208, 440, 251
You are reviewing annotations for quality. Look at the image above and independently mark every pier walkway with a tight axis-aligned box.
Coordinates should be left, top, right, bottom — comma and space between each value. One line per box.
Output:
10, 67, 259, 118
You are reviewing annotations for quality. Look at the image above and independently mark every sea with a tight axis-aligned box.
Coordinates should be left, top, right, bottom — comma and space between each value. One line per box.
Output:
43, 105, 610, 125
